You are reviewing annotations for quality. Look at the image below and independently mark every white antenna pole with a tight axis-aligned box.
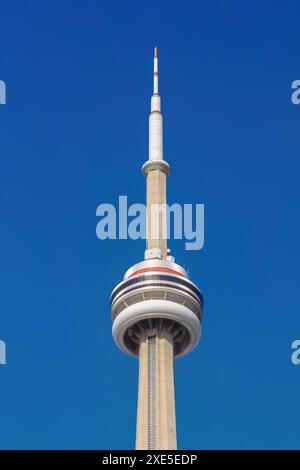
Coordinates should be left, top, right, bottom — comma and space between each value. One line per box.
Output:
149, 47, 163, 160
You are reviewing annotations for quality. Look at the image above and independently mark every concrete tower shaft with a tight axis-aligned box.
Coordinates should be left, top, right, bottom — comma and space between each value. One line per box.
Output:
145, 163, 168, 259
136, 328, 176, 450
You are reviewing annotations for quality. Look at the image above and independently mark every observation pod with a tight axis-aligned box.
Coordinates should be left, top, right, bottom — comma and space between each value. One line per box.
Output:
111, 259, 203, 358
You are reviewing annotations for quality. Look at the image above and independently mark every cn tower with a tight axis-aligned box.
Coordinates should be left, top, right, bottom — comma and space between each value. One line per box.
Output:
110, 48, 203, 450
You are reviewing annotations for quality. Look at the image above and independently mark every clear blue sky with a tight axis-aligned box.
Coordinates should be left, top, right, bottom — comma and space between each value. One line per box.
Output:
1, 0, 300, 450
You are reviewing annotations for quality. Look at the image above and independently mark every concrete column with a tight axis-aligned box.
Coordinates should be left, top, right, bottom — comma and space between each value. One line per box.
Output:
135, 328, 177, 450
136, 339, 148, 450
156, 330, 177, 449
146, 168, 167, 259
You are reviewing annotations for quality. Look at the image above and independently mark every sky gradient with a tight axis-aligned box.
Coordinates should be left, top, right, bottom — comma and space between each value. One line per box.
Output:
0, 0, 300, 449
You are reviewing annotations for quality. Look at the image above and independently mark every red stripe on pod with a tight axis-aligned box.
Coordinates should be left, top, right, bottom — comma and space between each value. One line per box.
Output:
128, 267, 186, 278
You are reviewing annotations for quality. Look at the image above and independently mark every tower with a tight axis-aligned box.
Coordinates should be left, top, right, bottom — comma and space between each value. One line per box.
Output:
110, 48, 203, 450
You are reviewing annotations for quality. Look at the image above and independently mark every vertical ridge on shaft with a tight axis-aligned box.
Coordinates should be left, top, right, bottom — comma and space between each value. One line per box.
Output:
147, 335, 157, 449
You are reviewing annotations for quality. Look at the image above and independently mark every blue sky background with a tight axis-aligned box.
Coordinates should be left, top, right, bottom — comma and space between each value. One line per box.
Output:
1, 0, 300, 449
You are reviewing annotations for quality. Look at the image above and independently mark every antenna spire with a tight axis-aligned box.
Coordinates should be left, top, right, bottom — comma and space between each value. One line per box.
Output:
149, 47, 162, 160
153, 47, 158, 94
